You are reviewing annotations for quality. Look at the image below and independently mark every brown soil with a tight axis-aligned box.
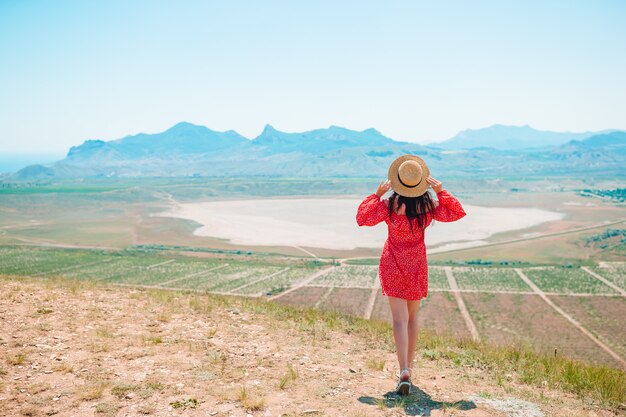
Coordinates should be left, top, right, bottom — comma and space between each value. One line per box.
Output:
368, 292, 393, 322
273, 286, 328, 307
369, 292, 473, 341
420, 293, 473, 340
0, 276, 618, 417
462, 293, 621, 368
318, 288, 372, 317
550, 296, 626, 359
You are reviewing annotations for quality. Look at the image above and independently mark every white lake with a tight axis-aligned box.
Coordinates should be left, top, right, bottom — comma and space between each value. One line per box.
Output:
155, 198, 564, 251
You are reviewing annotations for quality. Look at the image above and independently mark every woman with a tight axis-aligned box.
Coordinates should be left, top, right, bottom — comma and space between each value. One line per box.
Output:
356, 154, 466, 396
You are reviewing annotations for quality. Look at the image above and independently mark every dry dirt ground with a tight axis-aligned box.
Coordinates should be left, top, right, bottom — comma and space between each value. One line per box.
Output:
0, 276, 619, 417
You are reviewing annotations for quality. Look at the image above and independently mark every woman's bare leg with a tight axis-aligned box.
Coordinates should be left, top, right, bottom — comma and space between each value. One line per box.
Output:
388, 296, 410, 371
407, 299, 420, 370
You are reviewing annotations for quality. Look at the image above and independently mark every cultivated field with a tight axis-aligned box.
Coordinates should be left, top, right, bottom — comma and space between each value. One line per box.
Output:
523, 266, 619, 295
2, 245, 624, 369
453, 267, 531, 292
590, 262, 626, 290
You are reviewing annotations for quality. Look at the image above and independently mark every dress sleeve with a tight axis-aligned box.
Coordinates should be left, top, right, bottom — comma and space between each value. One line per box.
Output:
432, 190, 466, 222
356, 194, 390, 226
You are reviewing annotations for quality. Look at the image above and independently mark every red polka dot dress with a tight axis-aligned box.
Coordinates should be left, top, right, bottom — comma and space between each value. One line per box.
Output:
356, 190, 466, 300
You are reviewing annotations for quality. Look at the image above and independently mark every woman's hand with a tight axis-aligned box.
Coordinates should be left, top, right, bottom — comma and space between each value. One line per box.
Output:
376, 179, 391, 197
426, 176, 443, 193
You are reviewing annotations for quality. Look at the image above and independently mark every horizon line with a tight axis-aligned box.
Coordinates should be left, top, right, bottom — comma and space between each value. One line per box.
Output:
1, 122, 623, 156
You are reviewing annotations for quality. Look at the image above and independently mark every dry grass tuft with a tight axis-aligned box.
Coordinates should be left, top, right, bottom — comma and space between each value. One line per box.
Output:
237, 385, 266, 411
155, 311, 171, 322
366, 357, 385, 371
145, 379, 165, 392
27, 381, 50, 394
138, 402, 156, 414
7, 353, 26, 366
78, 379, 109, 401
278, 364, 298, 390
52, 362, 73, 374
96, 327, 113, 338
110, 382, 140, 399
88, 340, 110, 353
95, 401, 120, 416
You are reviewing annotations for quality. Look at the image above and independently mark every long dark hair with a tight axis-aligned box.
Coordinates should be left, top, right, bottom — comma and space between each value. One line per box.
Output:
388, 191, 437, 235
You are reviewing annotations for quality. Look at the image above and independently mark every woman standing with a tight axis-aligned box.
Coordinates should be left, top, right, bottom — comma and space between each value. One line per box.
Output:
356, 155, 466, 395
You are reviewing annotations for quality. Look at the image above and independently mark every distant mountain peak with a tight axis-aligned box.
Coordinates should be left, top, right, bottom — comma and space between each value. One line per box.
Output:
432, 124, 609, 150
66, 139, 107, 157
327, 125, 381, 135
261, 124, 279, 135
327, 124, 348, 131
165, 121, 206, 133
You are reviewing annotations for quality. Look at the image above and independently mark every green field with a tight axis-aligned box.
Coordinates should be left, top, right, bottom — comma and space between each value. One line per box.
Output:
0, 246, 324, 296
453, 267, 531, 292
589, 264, 626, 290
310, 265, 379, 288
1, 245, 624, 369
427, 267, 450, 289
2, 246, 620, 297
523, 267, 618, 294
234, 266, 317, 295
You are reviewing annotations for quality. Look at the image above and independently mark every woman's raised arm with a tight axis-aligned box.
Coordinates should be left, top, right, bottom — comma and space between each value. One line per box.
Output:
426, 177, 466, 222
432, 190, 466, 222
356, 180, 391, 226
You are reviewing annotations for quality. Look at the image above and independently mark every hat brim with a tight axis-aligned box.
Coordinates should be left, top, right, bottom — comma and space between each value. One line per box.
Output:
388, 155, 431, 197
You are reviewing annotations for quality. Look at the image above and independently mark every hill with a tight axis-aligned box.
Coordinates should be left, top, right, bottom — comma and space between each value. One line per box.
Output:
1, 275, 623, 416
8, 123, 626, 179
12, 123, 432, 178
559, 130, 626, 151
430, 124, 607, 150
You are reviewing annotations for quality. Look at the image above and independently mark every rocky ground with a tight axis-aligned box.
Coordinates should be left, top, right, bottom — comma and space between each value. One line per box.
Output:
0, 275, 620, 417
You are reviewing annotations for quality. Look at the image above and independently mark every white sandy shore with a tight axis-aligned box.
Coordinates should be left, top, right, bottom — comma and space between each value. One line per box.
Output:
155, 198, 564, 250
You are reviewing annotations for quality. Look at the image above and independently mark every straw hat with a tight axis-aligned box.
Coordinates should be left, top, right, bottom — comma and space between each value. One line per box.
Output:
388, 155, 430, 197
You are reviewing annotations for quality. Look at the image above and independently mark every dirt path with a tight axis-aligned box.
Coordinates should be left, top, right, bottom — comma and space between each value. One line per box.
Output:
363, 280, 381, 319
314, 286, 335, 308
155, 264, 229, 287
1, 276, 613, 417
268, 266, 336, 301
146, 259, 176, 269
10, 238, 120, 250
514, 268, 626, 369
292, 245, 318, 258
228, 267, 291, 294
445, 267, 480, 342
580, 266, 626, 297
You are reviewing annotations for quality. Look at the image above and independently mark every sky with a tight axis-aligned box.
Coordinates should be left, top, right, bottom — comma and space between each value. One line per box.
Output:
1, 0, 625, 155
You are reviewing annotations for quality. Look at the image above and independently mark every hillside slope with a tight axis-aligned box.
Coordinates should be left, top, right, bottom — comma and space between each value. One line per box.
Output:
1, 276, 622, 416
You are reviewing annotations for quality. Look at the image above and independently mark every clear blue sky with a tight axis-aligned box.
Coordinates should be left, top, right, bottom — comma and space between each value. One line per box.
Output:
1, 0, 625, 154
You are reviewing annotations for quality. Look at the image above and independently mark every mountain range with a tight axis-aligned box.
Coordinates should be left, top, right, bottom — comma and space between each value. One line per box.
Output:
7, 123, 626, 179
430, 124, 612, 150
